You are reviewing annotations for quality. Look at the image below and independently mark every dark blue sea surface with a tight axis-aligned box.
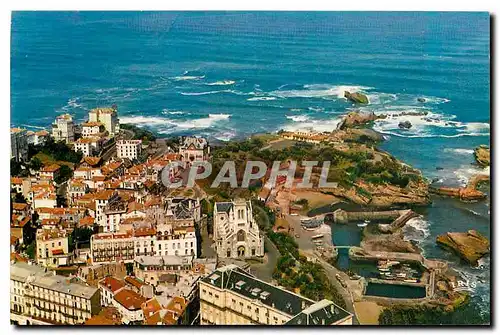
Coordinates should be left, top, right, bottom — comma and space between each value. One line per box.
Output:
11, 11, 490, 323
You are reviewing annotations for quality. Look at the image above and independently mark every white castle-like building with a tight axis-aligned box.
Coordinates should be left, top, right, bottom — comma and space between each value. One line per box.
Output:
213, 199, 264, 259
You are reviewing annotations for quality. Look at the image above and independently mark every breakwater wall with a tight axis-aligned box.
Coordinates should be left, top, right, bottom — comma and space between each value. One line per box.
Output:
330, 209, 415, 225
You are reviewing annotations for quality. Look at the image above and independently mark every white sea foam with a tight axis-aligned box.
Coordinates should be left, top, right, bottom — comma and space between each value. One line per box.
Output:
180, 90, 230, 96
247, 96, 277, 101
120, 115, 175, 126
370, 107, 490, 139
307, 107, 325, 112
121, 113, 232, 132
214, 131, 237, 142
282, 116, 342, 133
270, 84, 373, 100
402, 216, 430, 242
181, 89, 249, 96
173, 114, 231, 129
162, 109, 186, 115
285, 115, 310, 122
206, 80, 236, 86
171, 75, 205, 81
18, 124, 47, 130
444, 148, 475, 155
453, 165, 489, 187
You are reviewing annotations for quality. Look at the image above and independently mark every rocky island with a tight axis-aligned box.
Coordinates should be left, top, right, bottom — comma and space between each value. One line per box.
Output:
436, 230, 490, 266
474, 145, 490, 167
344, 91, 369, 104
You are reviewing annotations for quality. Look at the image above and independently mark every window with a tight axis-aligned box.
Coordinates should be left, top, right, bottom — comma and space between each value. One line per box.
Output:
158, 244, 161, 250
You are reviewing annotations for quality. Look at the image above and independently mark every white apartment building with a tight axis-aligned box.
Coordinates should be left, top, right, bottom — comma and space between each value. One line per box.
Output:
90, 231, 135, 265
74, 137, 102, 157
36, 228, 70, 267
90, 226, 198, 265
199, 265, 353, 326
133, 255, 194, 287
117, 140, 142, 160
52, 114, 75, 143
213, 199, 264, 259
155, 224, 197, 257
82, 122, 105, 137
112, 288, 145, 324
88, 107, 120, 136
26, 130, 50, 146
93, 190, 116, 231
98, 276, 126, 307
11, 128, 29, 162
10, 262, 101, 325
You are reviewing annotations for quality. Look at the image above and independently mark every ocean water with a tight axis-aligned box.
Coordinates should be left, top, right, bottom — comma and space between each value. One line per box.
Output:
11, 12, 490, 323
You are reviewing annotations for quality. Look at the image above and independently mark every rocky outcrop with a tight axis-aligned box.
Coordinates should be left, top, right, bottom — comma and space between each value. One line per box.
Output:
337, 111, 378, 129
417, 97, 427, 103
430, 174, 489, 202
361, 230, 420, 254
474, 145, 490, 167
346, 129, 385, 142
344, 91, 369, 104
436, 230, 490, 265
323, 180, 430, 208
398, 121, 412, 129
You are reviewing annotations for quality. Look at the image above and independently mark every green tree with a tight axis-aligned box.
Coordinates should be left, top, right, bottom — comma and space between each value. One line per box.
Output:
55, 165, 73, 184
29, 156, 43, 171
25, 242, 36, 259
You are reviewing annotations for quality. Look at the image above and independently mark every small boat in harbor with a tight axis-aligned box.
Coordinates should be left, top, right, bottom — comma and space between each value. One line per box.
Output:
404, 278, 418, 283
311, 234, 324, 240
357, 222, 368, 228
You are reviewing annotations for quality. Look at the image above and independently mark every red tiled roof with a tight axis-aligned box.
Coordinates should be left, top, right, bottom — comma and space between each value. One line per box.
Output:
11, 215, 30, 228
133, 227, 156, 237
142, 298, 162, 320
84, 307, 122, 326
114, 289, 146, 311
124, 276, 145, 290
41, 164, 61, 173
79, 216, 95, 227
12, 203, 28, 211
100, 276, 126, 294
11, 177, 23, 185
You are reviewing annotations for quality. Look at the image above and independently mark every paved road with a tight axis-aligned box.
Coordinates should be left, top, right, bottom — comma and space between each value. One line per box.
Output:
284, 213, 360, 324
200, 217, 216, 259
249, 235, 280, 282
313, 255, 360, 324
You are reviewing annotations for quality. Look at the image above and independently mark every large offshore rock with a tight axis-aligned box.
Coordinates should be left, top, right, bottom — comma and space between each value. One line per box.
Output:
474, 145, 490, 167
436, 230, 490, 265
344, 91, 369, 104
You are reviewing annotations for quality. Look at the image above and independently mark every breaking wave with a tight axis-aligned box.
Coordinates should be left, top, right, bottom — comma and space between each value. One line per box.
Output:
270, 84, 373, 100
402, 216, 430, 242
285, 115, 310, 122
247, 96, 277, 101
206, 80, 236, 86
